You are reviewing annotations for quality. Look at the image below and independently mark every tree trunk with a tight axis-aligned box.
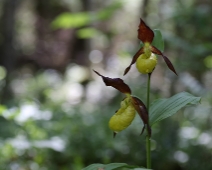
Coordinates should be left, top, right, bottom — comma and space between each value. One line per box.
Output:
0, 0, 19, 104
0, 0, 19, 72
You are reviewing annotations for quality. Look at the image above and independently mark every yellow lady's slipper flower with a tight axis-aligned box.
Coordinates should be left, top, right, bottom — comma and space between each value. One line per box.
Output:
94, 70, 151, 137
109, 96, 136, 132
124, 18, 177, 76
136, 53, 157, 74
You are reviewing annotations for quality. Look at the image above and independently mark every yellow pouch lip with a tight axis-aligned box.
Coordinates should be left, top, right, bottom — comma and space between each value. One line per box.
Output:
109, 97, 136, 132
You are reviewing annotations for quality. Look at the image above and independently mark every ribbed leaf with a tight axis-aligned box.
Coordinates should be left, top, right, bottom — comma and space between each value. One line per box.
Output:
149, 92, 201, 125
82, 163, 151, 170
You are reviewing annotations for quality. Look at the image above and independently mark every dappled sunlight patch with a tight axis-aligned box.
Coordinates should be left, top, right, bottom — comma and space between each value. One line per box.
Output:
16, 104, 52, 123
174, 151, 189, 163
179, 73, 205, 95
197, 133, 212, 148
64, 83, 84, 105
179, 126, 199, 140
65, 64, 89, 83
33, 136, 65, 152
2, 103, 52, 123
86, 81, 117, 104
8, 135, 30, 150
184, 100, 211, 123
10, 78, 29, 95
10, 69, 62, 100
61, 103, 76, 116
8, 135, 65, 152
49, 82, 84, 105
42, 69, 63, 87
2, 107, 19, 120
85, 81, 105, 103
89, 50, 103, 64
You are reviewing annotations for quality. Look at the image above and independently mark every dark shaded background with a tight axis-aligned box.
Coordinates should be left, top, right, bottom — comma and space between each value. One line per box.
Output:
0, 0, 212, 170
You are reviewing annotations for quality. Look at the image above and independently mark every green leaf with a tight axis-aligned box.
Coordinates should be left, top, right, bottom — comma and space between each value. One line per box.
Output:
149, 92, 201, 125
0, 105, 6, 115
82, 163, 105, 170
133, 169, 152, 170
97, 1, 123, 20
0, 66, 7, 80
82, 163, 150, 170
152, 29, 164, 52
77, 28, 100, 39
51, 2, 123, 29
204, 55, 212, 68
51, 12, 93, 29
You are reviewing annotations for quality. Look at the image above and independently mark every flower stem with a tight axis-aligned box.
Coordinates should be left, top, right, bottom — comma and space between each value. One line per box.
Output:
146, 73, 151, 168
147, 73, 151, 112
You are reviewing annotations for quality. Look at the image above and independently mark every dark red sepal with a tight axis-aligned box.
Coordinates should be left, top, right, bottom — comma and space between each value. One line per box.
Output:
138, 18, 154, 43
123, 47, 144, 75
131, 96, 151, 136
151, 46, 178, 75
93, 70, 131, 94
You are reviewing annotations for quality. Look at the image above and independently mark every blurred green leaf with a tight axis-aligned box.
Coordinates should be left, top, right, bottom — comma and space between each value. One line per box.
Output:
0, 66, 7, 80
51, 12, 93, 29
52, 2, 123, 30
152, 29, 164, 52
204, 55, 212, 68
0, 105, 6, 115
97, 1, 123, 20
82, 163, 149, 170
149, 92, 201, 125
77, 28, 100, 39
133, 169, 152, 170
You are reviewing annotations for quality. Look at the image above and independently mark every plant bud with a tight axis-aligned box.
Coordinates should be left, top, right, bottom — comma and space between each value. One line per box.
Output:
136, 53, 157, 74
109, 97, 136, 133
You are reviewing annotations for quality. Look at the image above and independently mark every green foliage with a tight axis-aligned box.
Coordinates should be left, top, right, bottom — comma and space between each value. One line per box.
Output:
51, 1, 122, 29
0, 105, 6, 115
168, 2, 212, 75
77, 28, 100, 39
152, 29, 164, 52
51, 12, 91, 29
0, 66, 208, 170
83, 163, 150, 170
204, 55, 212, 68
149, 92, 201, 125
97, 1, 122, 20
0, 0, 211, 169
0, 66, 7, 80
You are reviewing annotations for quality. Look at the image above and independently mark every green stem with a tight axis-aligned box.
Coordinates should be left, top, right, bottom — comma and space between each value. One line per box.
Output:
146, 73, 151, 168
147, 73, 151, 110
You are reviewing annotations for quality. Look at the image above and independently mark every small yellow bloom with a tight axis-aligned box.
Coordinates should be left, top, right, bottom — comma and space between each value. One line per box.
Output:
109, 97, 136, 133
94, 70, 151, 136
136, 53, 157, 74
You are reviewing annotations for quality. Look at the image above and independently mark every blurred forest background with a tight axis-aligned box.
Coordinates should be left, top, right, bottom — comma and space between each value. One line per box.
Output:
0, 0, 212, 170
